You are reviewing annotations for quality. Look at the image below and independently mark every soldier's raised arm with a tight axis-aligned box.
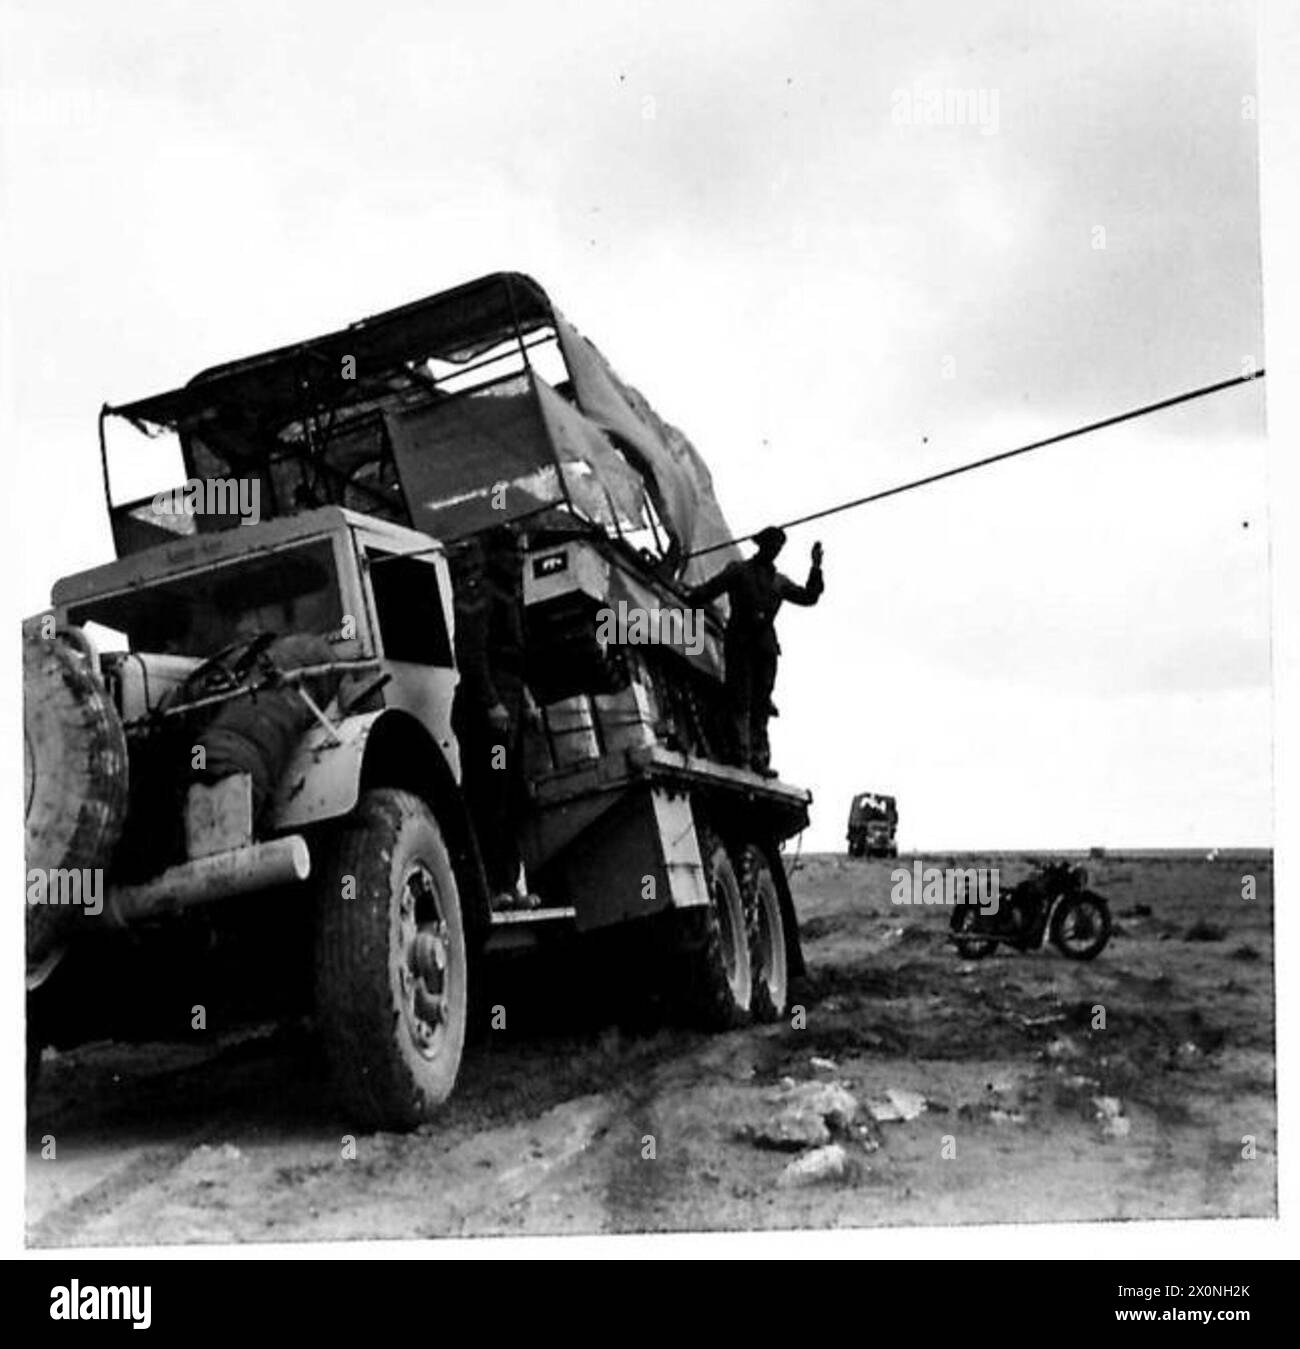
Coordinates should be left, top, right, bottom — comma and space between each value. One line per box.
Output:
777, 541, 825, 606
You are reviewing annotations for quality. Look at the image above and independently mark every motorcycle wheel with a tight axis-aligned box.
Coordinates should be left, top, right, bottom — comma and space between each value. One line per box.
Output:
951, 906, 997, 959
1049, 892, 1112, 960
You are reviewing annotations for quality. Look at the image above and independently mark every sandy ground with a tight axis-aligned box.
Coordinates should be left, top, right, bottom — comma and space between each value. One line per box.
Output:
26, 852, 1275, 1246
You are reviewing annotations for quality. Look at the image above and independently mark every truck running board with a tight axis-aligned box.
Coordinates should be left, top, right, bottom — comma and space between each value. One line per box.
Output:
483, 905, 578, 955
488, 906, 578, 925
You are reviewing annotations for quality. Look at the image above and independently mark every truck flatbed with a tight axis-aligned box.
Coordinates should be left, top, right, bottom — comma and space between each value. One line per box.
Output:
532, 742, 811, 835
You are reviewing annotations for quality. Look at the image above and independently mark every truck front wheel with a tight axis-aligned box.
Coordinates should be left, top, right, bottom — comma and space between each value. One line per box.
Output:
314, 788, 468, 1130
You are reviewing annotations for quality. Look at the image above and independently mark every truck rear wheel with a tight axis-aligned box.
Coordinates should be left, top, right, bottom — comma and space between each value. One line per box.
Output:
738, 843, 788, 1022
677, 825, 752, 1029
314, 788, 468, 1130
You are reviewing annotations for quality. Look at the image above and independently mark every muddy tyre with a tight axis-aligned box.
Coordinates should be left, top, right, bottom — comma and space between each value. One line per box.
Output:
677, 825, 752, 1030
738, 843, 788, 1022
23, 623, 128, 969
314, 788, 469, 1130
1049, 892, 1112, 961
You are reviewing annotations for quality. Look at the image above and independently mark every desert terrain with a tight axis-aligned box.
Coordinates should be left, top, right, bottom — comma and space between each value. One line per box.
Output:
26, 851, 1275, 1246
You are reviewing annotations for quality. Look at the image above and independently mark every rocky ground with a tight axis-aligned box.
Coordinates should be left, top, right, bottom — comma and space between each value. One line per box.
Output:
26, 851, 1275, 1246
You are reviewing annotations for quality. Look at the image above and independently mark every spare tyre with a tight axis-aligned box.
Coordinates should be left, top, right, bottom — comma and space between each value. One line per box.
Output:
23, 621, 129, 970
192, 632, 341, 822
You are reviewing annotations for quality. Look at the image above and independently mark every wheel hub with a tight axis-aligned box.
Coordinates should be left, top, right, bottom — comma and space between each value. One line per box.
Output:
1060, 905, 1098, 947
399, 864, 450, 1058
711, 876, 739, 986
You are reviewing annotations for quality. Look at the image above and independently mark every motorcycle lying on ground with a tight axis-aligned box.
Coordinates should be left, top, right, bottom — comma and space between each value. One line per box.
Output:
949, 860, 1112, 961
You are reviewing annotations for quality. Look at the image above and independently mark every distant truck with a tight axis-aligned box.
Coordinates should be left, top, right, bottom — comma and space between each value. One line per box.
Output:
24, 272, 811, 1129
846, 792, 898, 858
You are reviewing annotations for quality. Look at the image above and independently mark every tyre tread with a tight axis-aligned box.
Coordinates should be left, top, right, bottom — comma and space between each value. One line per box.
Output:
315, 788, 464, 1129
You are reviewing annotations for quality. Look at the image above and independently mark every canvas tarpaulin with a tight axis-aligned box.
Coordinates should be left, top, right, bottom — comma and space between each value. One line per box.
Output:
554, 316, 740, 586
533, 378, 648, 531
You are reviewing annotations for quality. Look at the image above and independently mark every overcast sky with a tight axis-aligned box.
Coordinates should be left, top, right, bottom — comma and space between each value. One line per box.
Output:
0, 0, 1267, 848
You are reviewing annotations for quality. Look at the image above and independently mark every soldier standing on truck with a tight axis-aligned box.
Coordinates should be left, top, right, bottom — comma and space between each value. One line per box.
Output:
686, 526, 824, 778
449, 527, 539, 911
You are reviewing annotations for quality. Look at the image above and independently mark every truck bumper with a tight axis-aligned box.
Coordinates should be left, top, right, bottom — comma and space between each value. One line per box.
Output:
105, 835, 311, 927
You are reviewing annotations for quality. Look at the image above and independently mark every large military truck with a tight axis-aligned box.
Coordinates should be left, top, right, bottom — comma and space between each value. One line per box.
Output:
847, 792, 898, 858
24, 273, 812, 1129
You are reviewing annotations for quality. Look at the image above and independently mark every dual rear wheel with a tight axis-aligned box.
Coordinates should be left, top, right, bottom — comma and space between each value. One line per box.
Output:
680, 826, 790, 1030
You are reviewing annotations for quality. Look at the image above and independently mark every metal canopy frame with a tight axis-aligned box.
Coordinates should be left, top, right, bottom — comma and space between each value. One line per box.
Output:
98, 273, 596, 550
95, 270, 731, 580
